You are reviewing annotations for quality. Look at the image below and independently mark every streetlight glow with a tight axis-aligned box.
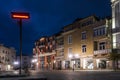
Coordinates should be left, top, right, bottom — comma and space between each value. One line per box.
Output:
31, 59, 37, 63
12, 15, 29, 19
11, 12, 30, 19
69, 54, 72, 58
54, 60, 56, 63
75, 54, 79, 58
14, 61, 19, 65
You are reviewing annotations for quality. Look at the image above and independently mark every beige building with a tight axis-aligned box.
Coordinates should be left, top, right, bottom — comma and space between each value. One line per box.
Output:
0, 44, 16, 71
55, 32, 64, 69
62, 15, 112, 70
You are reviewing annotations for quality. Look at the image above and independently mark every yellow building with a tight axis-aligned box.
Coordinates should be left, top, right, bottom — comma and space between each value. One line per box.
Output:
62, 15, 112, 70
55, 32, 64, 69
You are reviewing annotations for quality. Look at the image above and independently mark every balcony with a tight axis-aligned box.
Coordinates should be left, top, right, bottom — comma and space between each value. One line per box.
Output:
94, 49, 112, 55
39, 52, 56, 57
38, 45, 45, 48
112, 42, 120, 50
112, 48, 120, 54
56, 45, 64, 50
55, 56, 64, 61
112, 27, 120, 34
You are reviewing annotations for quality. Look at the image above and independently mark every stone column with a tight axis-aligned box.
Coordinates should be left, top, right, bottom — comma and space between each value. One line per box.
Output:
44, 56, 47, 69
80, 58, 83, 69
93, 59, 97, 69
51, 55, 53, 69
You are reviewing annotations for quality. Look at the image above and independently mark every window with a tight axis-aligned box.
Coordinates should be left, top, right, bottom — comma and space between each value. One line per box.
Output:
24, 57, 27, 60
3, 50, 4, 53
81, 21, 93, 27
0, 56, 1, 62
68, 48, 72, 54
68, 35, 72, 44
2, 57, 4, 60
115, 3, 120, 27
93, 26, 106, 37
101, 27, 105, 35
94, 41, 98, 50
94, 30, 97, 36
61, 49, 64, 56
81, 31, 86, 40
99, 42, 105, 50
82, 45, 86, 53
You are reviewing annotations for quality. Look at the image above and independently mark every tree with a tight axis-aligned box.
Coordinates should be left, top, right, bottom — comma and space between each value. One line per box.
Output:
109, 49, 120, 70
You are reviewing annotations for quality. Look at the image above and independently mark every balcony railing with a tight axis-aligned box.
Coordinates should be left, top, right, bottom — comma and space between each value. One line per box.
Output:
56, 45, 64, 50
55, 56, 64, 60
38, 45, 45, 48
112, 27, 120, 34
94, 49, 112, 55
113, 42, 120, 49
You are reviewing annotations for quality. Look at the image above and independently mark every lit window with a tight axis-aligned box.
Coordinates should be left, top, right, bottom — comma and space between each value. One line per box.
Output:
68, 35, 72, 44
82, 45, 86, 53
68, 48, 72, 54
99, 42, 106, 50
81, 31, 86, 40
93, 26, 106, 37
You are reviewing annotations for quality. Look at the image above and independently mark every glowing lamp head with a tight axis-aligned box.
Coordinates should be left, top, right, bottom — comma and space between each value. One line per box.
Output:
11, 12, 30, 19
69, 54, 72, 58
14, 61, 19, 65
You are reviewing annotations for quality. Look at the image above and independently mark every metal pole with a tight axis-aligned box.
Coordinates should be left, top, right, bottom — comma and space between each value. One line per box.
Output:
19, 19, 22, 75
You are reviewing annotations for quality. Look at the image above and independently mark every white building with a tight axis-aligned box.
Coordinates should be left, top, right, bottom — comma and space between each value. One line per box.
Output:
16, 55, 31, 69
0, 44, 16, 71
111, 0, 120, 48
111, 0, 120, 68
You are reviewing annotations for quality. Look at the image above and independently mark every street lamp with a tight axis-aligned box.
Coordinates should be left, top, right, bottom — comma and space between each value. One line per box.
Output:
14, 61, 19, 65
11, 12, 30, 75
31, 58, 38, 70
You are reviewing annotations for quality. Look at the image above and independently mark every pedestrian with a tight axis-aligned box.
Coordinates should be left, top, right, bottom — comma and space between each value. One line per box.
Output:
73, 64, 75, 71
73, 68, 74, 71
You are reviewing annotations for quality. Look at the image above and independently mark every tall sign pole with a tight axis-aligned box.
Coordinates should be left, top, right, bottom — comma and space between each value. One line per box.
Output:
19, 19, 22, 75
11, 12, 30, 75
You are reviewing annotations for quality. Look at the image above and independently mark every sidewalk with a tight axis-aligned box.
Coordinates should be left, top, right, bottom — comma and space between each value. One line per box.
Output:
0, 75, 47, 80
54, 69, 119, 72
0, 70, 47, 80
75, 69, 114, 71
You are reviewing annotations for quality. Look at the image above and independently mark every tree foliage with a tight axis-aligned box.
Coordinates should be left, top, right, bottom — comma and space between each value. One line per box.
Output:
108, 49, 120, 70
109, 49, 120, 60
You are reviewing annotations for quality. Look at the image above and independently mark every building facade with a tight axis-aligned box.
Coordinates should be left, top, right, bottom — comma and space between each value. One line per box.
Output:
55, 32, 64, 69
16, 55, 31, 69
33, 16, 113, 70
33, 36, 56, 70
62, 16, 112, 70
0, 44, 16, 71
111, 0, 120, 68
111, 0, 120, 49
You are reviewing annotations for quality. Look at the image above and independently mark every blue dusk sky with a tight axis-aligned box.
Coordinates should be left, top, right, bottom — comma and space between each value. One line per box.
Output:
0, 0, 111, 55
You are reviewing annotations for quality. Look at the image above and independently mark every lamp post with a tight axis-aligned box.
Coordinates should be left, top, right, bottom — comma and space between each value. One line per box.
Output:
69, 54, 79, 71
31, 58, 38, 70
11, 12, 30, 75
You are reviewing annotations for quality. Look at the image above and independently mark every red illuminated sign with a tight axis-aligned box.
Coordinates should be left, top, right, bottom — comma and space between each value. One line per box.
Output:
11, 12, 30, 19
